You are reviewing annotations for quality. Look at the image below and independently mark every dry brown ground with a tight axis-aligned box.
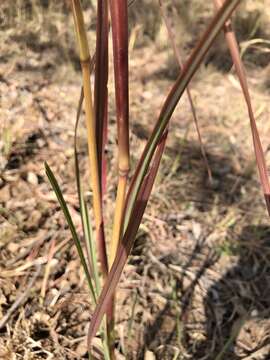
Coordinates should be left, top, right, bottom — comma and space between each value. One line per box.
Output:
1, 1, 270, 359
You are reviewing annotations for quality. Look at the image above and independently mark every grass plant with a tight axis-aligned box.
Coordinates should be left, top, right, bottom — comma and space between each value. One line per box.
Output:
45, 0, 270, 357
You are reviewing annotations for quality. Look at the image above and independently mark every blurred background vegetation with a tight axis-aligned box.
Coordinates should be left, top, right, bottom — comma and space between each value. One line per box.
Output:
1, 0, 270, 73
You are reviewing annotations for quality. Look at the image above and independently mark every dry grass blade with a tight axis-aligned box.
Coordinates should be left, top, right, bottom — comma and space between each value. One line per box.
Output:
213, 0, 270, 214
159, 0, 212, 182
87, 131, 168, 348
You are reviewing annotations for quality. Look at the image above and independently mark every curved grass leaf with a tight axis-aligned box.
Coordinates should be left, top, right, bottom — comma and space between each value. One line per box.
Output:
124, 0, 241, 232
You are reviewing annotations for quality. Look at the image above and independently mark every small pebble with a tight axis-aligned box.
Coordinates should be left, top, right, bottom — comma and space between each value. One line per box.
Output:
144, 350, 156, 360
27, 171, 39, 185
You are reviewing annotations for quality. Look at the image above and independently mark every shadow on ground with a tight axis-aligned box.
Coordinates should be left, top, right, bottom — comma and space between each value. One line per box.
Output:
130, 138, 270, 359
158, 136, 258, 213
199, 224, 270, 360
137, 224, 270, 360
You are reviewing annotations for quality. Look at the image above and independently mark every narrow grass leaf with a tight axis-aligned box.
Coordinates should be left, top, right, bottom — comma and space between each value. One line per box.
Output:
125, 0, 241, 231
159, 0, 212, 182
213, 0, 270, 214
87, 131, 168, 347
45, 162, 96, 303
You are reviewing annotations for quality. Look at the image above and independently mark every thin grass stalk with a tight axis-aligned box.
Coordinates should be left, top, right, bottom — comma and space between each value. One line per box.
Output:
94, 0, 109, 195
94, 2, 115, 355
109, 0, 130, 268
71, 3, 112, 356
104, 1, 130, 356
159, 0, 212, 182
73, 53, 111, 360
74, 87, 101, 295
71, 0, 109, 277
82, 56, 109, 276
110, 177, 127, 267
213, 0, 270, 214
74, 88, 92, 272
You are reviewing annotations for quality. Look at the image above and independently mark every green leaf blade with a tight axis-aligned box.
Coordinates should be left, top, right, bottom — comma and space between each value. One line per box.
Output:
45, 162, 96, 304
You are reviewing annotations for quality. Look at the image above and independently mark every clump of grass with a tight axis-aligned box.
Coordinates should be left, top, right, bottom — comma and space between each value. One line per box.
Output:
45, 0, 270, 358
